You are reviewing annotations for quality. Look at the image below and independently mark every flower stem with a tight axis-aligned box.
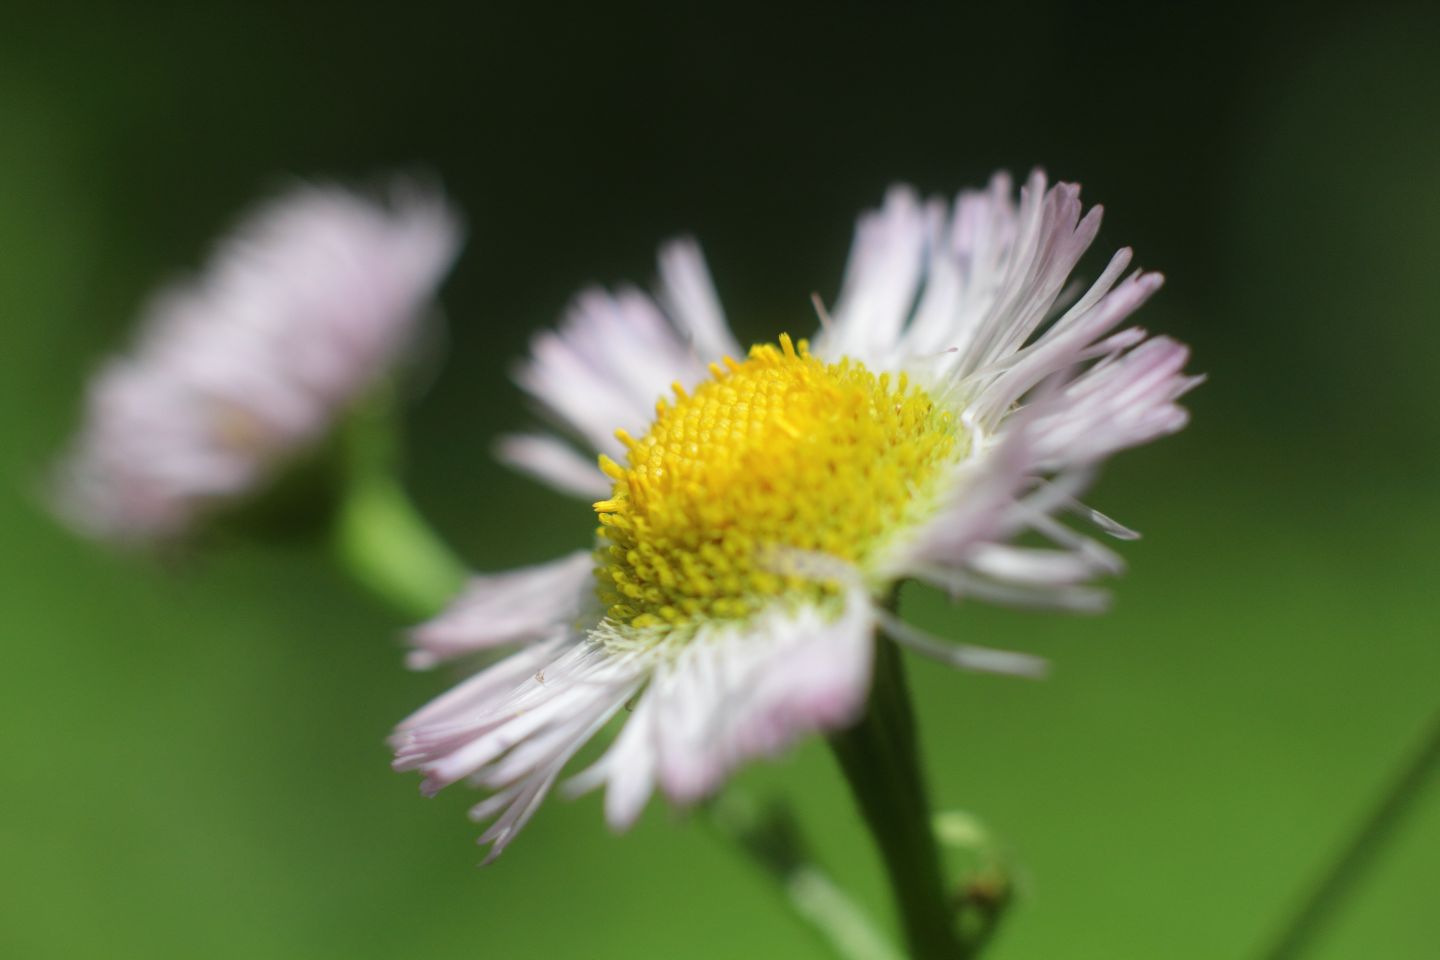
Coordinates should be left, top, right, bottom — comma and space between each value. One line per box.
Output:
331, 473, 466, 620
829, 634, 968, 960
786, 865, 907, 960
329, 386, 467, 620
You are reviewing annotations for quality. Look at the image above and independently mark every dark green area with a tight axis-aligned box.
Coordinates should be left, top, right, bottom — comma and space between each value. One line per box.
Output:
2, 3, 1436, 957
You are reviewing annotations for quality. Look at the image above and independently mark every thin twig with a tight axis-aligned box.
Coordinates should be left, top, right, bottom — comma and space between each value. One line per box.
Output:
1262, 711, 1440, 959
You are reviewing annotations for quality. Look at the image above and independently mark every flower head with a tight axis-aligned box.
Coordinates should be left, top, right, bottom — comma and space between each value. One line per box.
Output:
55, 179, 462, 543
394, 171, 1201, 860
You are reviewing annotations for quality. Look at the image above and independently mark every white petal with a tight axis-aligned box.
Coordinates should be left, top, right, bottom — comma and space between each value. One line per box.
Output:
565, 584, 878, 828
494, 432, 610, 499
509, 240, 742, 463
1060, 496, 1143, 541
892, 398, 1129, 607
514, 289, 690, 456
899, 425, 1036, 572
393, 638, 647, 862
873, 606, 1049, 677
965, 269, 1166, 430
812, 172, 1179, 424
565, 688, 659, 831
657, 237, 742, 362
896, 172, 1019, 363
910, 563, 1111, 613
407, 551, 595, 668
951, 174, 1103, 379
393, 638, 562, 746
815, 185, 937, 365
1025, 336, 1202, 466
968, 543, 1118, 586
651, 586, 875, 805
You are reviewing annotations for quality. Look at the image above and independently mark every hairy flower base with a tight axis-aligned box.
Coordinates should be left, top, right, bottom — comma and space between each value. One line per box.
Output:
593, 335, 961, 631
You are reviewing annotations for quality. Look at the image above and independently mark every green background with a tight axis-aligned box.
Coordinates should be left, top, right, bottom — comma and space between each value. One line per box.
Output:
3, 3, 1437, 957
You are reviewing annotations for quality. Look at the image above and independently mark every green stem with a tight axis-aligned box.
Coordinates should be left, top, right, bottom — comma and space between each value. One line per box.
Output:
785, 865, 907, 960
830, 635, 967, 960
709, 794, 903, 960
328, 386, 467, 620
1261, 711, 1440, 959
331, 473, 467, 620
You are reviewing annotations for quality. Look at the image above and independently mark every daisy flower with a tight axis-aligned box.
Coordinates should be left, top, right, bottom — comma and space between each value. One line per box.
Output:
55, 178, 462, 544
393, 171, 1200, 861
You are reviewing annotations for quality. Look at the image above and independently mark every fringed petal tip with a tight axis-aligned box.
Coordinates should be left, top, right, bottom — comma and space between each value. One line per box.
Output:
507, 240, 734, 464
393, 638, 648, 862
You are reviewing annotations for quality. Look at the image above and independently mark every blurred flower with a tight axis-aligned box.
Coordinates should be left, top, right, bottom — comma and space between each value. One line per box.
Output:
393, 171, 1201, 860
54, 179, 462, 544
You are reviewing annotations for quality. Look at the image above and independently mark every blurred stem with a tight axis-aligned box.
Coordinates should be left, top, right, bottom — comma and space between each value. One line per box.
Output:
786, 866, 906, 960
709, 794, 903, 960
330, 386, 466, 620
1261, 711, 1440, 960
829, 634, 969, 960
332, 473, 466, 620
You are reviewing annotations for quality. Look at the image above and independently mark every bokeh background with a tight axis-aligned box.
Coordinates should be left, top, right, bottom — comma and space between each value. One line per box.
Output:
3, 2, 1437, 958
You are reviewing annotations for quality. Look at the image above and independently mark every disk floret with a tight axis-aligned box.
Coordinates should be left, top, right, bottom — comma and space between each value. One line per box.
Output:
593, 334, 961, 633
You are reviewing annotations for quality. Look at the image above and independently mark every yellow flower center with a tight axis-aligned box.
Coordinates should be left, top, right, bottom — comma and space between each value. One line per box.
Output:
593, 335, 962, 634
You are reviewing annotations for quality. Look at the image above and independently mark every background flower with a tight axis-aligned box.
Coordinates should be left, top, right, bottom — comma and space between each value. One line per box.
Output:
53, 179, 461, 543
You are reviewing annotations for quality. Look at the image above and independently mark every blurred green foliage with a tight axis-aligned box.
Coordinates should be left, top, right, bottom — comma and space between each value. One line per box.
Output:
1, 3, 1436, 958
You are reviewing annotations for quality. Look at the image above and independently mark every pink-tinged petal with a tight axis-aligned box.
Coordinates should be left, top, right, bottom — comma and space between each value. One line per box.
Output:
965, 269, 1166, 430
508, 240, 741, 464
899, 420, 1038, 572
393, 638, 648, 862
872, 169, 1196, 607
817, 171, 1136, 383
394, 640, 561, 737
407, 550, 596, 668
652, 586, 874, 806
515, 290, 689, 456
951, 175, 1103, 378
1024, 336, 1203, 466
809, 173, 1194, 478
895, 364, 1165, 608
898, 173, 1019, 364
